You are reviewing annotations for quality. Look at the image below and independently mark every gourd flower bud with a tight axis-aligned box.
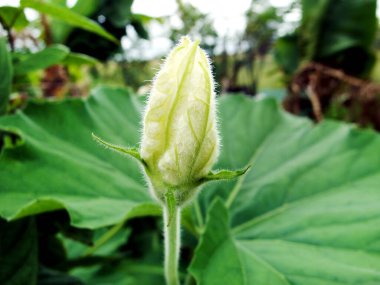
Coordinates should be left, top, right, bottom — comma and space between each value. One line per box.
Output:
92, 36, 250, 285
92, 37, 248, 208
140, 37, 219, 205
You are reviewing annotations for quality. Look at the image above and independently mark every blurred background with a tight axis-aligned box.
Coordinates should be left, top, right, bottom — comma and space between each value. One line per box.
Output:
1, 0, 380, 130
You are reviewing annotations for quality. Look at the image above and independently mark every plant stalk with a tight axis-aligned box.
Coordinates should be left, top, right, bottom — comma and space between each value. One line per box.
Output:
164, 205, 181, 285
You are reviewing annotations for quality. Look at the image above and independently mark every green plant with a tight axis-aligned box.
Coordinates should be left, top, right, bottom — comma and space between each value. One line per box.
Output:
1, 65, 380, 285
1, 4, 380, 284
93, 37, 247, 285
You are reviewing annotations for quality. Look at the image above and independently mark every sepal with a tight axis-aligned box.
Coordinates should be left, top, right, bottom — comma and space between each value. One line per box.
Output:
202, 166, 251, 182
92, 133, 143, 163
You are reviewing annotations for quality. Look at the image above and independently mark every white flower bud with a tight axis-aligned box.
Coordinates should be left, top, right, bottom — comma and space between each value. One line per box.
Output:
140, 37, 219, 205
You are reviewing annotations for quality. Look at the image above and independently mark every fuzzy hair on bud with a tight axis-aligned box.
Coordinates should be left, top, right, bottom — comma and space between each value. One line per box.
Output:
140, 36, 220, 205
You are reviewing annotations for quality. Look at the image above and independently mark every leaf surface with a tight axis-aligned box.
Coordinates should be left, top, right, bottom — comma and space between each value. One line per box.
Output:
190, 95, 380, 284
0, 86, 160, 228
2, 87, 380, 283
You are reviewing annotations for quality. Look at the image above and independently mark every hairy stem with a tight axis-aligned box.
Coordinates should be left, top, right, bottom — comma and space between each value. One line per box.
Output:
164, 205, 181, 285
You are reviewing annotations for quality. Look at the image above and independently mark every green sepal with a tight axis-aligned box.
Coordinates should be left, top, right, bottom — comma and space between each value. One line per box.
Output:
92, 133, 143, 163
202, 166, 251, 182
165, 188, 176, 227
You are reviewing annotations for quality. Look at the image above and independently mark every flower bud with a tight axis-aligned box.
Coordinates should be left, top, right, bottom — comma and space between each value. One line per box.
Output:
140, 37, 219, 205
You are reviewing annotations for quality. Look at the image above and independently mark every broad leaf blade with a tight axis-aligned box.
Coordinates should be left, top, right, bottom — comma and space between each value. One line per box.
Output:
20, 0, 117, 43
190, 200, 246, 285
0, 86, 160, 229
191, 95, 380, 284
2, 87, 380, 283
192, 201, 380, 285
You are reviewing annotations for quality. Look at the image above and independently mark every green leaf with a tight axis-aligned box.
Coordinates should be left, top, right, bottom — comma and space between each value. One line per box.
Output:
92, 133, 142, 163
63, 53, 99, 66
189, 200, 245, 284
203, 167, 250, 182
274, 34, 300, 76
20, 0, 118, 43
0, 86, 160, 229
0, 37, 12, 115
301, 0, 376, 74
14, 44, 70, 75
2, 86, 380, 283
0, 218, 38, 284
0, 6, 28, 31
190, 95, 380, 284
50, 0, 100, 43
71, 217, 165, 285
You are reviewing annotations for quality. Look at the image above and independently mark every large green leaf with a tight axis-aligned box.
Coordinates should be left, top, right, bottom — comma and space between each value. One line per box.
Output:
14, 44, 70, 75
0, 86, 160, 229
2, 87, 380, 283
190, 95, 380, 284
20, 0, 117, 43
0, 37, 12, 115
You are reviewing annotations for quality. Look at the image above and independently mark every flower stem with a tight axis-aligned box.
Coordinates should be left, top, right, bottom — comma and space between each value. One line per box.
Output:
164, 205, 181, 285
